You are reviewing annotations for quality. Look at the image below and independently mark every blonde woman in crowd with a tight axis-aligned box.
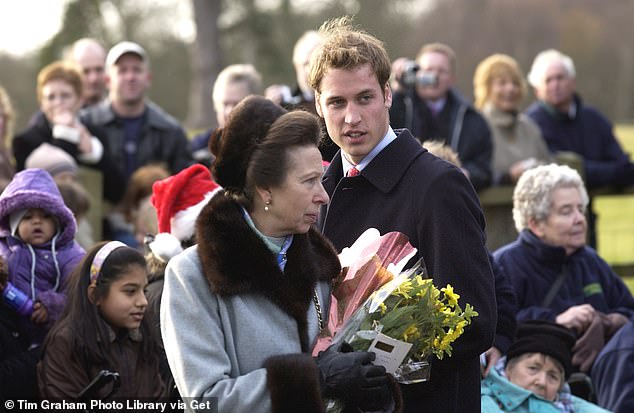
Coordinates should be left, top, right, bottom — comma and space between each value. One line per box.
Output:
473, 54, 551, 185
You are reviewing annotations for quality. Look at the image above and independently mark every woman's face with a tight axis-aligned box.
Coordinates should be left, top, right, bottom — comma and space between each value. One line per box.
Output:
258, 145, 329, 237
489, 73, 521, 112
505, 353, 564, 402
40, 79, 82, 123
529, 186, 587, 255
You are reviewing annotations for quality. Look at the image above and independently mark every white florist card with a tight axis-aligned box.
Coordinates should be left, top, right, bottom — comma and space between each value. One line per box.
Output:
368, 333, 413, 374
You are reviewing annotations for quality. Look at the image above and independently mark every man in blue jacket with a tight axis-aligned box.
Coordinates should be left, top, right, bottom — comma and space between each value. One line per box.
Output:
525, 49, 634, 247
525, 49, 634, 190
311, 16, 496, 413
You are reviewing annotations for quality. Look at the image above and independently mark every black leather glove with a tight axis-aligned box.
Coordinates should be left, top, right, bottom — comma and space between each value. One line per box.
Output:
315, 344, 391, 411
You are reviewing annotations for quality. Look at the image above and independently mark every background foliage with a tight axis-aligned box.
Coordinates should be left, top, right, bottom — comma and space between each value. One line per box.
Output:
0, 0, 632, 131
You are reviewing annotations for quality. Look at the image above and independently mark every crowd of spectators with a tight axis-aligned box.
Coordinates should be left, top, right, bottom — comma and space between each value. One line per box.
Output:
1, 19, 634, 413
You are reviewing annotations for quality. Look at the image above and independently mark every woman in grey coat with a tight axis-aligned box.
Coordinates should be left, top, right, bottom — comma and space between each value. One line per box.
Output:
161, 96, 397, 413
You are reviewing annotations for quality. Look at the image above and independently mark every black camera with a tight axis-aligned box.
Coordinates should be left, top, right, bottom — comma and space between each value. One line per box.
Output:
399, 61, 438, 89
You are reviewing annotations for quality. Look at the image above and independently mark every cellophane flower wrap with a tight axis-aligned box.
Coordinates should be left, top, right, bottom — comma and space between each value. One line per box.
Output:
312, 228, 418, 356
313, 229, 478, 385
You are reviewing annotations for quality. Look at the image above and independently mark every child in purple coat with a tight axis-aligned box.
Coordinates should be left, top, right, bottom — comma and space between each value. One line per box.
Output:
0, 168, 85, 345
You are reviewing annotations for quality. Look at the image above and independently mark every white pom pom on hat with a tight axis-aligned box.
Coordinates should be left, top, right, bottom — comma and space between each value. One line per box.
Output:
149, 164, 221, 260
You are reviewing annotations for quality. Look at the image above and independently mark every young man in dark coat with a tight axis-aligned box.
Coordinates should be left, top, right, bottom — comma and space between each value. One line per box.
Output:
310, 17, 496, 413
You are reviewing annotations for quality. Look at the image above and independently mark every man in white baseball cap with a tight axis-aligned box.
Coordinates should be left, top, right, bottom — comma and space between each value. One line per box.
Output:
80, 40, 193, 241
105, 41, 148, 68
81, 40, 191, 183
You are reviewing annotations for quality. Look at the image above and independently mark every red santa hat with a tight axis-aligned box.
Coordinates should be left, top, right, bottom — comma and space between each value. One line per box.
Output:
149, 164, 221, 261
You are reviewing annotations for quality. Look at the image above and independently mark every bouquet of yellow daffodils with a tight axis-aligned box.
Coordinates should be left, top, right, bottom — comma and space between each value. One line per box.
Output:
323, 231, 478, 384
345, 261, 478, 369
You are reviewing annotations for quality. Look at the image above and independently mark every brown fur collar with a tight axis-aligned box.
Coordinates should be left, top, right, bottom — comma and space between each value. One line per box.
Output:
196, 192, 341, 351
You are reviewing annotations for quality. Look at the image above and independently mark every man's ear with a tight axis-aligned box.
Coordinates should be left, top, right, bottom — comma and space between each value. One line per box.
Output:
384, 83, 392, 109
315, 93, 324, 118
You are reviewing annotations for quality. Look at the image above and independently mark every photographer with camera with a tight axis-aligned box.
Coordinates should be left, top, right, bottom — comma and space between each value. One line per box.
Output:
390, 43, 493, 190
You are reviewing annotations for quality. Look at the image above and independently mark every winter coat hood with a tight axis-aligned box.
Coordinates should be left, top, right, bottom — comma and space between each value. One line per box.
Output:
0, 168, 76, 244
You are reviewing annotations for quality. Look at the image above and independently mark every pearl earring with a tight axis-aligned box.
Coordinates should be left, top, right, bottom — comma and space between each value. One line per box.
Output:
265, 200, 271, 211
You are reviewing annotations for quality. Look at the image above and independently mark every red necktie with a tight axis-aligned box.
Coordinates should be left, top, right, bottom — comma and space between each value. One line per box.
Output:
347, 167, 360, 177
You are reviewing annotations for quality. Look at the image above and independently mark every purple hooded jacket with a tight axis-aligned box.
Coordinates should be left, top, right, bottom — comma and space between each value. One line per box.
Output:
0, 169, 85, 343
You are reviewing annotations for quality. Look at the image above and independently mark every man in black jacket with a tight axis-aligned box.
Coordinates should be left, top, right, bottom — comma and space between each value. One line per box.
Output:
310, 17, 496, 413
80, 41, 192, 181
390, 43, 492, 190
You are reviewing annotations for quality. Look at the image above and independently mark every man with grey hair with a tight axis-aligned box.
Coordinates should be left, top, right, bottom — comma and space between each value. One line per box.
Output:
525, 49, 634, 190
525, 49, 634, 247
494, 163, 634, 376
190, 63, 262, 165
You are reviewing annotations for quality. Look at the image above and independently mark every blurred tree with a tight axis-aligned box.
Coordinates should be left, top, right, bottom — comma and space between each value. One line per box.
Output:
38, 0, 109, 66
0, 54, 38, 131
4, 0, 633, 137
36, 0, 192, 123
186, 0, 222, 129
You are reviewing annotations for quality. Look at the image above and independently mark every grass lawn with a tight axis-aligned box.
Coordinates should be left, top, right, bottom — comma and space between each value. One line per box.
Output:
594, 124, 634, 275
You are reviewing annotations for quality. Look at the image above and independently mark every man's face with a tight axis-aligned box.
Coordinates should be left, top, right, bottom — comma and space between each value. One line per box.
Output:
293, 40, 320, 96
415, 51, 455, 101
214, 81, 250, 128
315, 63, 392, 165
74, 47, 106, 105
107, 54, 151, 107
534, 61, 575, 112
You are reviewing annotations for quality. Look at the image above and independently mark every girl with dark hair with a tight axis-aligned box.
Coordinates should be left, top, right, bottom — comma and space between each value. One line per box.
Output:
161, 96, 396, 412
37, 241, 164, 400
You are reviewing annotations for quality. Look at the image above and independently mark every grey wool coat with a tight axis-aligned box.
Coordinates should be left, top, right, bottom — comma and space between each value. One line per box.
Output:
319, 129, 497, 413
161, 192, 341, 413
